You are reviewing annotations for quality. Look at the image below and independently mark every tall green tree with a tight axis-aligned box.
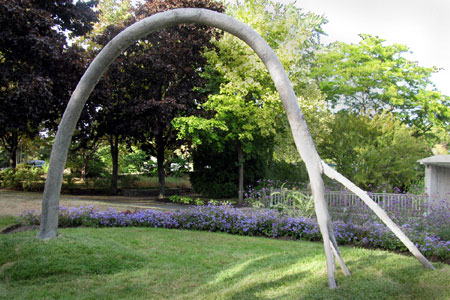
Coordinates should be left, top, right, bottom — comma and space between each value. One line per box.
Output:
174, 0, 326, 203
312, 34, 450, 135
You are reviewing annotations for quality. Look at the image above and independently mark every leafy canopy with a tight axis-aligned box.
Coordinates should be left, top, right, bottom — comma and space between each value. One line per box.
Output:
0, 0, 98, 167
312, 34, 450, 134
317, 111, 430, 192
174, 0, 326, 154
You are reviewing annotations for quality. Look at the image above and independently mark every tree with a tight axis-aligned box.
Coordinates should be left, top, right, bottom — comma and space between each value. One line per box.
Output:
318, 111, 430, 192
0, 0, 98, 168
174, 0, 326, 203
189, 139, 268, 198
69, 115, 106, 181
93, 0, 224, 196
312, 34, 450, 134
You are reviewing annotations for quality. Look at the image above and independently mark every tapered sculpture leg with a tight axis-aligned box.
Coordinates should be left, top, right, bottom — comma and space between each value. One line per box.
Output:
322, 162, 434, 269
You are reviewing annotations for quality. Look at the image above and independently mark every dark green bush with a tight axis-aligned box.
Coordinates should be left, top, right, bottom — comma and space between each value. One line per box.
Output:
118, 175, 140, 188
66, 151, 108, 178
266, 160, 309, 183
190, 141, 266, 198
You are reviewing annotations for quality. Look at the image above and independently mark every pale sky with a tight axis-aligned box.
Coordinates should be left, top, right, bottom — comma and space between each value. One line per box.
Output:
284, 0, 450, 96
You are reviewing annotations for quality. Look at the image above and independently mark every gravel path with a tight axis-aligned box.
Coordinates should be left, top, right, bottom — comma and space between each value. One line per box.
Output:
0, 190, 190, 217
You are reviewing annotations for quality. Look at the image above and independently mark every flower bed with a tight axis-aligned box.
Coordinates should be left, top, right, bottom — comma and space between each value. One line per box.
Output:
19, 204, 449, 261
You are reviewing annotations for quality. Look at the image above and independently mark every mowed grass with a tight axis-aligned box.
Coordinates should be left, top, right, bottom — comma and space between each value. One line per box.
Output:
0, 216, 18, 231
0, 227, 449, 300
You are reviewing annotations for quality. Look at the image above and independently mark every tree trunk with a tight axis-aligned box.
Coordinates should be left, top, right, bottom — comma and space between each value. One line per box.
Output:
156, 133, 166, 199
81, 154, 88, 181
237, 143, 244, 205
3, 131, 19, 169
110, 134, 119, 195
9, 146, 17, 169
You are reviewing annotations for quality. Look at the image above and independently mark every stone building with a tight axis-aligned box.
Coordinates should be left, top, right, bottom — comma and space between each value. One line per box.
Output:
418, 155, 450, 201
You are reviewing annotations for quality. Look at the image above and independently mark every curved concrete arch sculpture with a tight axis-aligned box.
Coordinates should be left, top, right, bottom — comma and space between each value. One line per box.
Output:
37, 8, 434, 288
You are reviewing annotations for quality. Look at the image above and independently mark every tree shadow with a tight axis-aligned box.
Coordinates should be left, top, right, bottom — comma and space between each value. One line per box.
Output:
180, 251, 318, 299
180, 246, 449, 300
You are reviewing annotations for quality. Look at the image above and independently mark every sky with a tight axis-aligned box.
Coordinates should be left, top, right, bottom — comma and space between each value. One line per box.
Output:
282, 0, 450, 96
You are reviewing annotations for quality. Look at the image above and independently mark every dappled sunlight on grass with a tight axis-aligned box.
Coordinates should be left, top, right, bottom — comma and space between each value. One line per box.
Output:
210, 254, 274, 284
197, 254, 327, 300
1, 228, 449, 300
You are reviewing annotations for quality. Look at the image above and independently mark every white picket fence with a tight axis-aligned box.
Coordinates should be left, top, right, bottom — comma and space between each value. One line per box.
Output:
269, 189, 429, 211
325, 191, 428, 211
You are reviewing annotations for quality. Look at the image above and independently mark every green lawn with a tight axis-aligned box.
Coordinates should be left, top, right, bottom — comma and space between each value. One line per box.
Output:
0, 215, 18, 232
1, 227, 448, 300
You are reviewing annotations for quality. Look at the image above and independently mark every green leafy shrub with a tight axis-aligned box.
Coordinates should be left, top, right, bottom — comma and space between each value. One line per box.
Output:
118, 175, 140, 188
317, 112, 430, 192
166, 155, 191, 177
63, 173, 77, 187
190, 141, 266, 198
271, 188, 315, 219
92, 176, 112, 189
66, 151, 108, 178
169, 195, 192, 204
266, 160, 309, 183
121, 148, 148, 174
169, 195, 206, 206
0, 165, 44, 190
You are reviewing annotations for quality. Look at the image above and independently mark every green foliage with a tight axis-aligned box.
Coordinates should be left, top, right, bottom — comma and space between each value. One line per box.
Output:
169, 195, 205, 206
174, 0, 327, 197
117, 174, 140, 188
266, 160, 309, 183
436, 226, 450, 243
176, 0, 326, 149
169, 195, 192, 204
0, 149, 9, 168
189, 140, 267, 198
63, 173, 76, 187
312, 34, 450, 134
92, 176, 113, 189
95, 144, 127, 175
66, 149, 108, 178
0, 164, 44, 191
318, 111, 430, 191
121, 147, 148, 173
165, 154, 191, 177
271, 188, 315, 219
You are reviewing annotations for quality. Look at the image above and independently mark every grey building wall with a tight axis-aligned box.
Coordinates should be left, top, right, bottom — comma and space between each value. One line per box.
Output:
424, 164, 450, 201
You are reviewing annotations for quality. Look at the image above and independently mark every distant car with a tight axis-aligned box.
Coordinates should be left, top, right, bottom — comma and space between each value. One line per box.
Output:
26, 160, 45, 168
